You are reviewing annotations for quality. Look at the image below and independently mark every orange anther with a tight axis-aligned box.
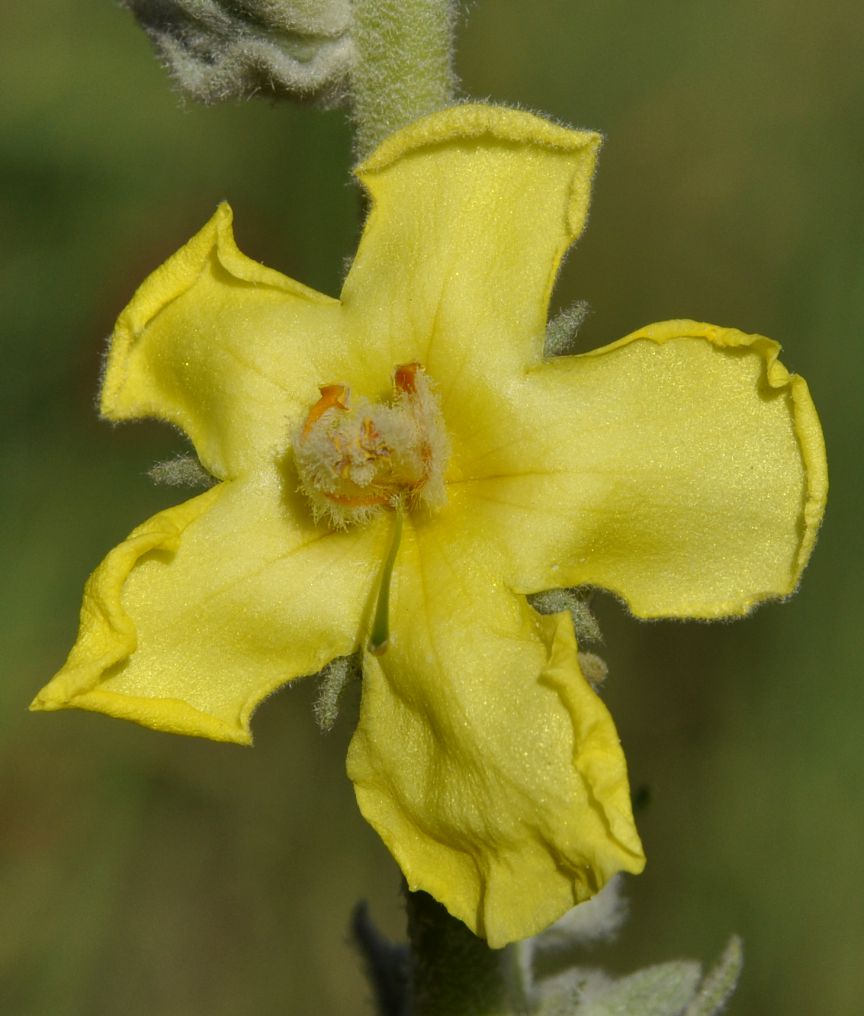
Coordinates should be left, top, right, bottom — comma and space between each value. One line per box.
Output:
394, 362, 421, 394
360, 416, 377, 442
359, 416, 388, 456
302, 384, 349, 437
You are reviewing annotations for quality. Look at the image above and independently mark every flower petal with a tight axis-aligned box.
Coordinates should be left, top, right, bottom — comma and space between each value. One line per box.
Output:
453, 321, 827, 618
341, 104, 600, 397
101, 203, 346, 480
346, 514, 644, 948
32, 475, 385, 743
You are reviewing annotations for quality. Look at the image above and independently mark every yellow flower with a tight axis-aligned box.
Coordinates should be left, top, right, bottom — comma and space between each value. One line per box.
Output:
32, 104, 827, 947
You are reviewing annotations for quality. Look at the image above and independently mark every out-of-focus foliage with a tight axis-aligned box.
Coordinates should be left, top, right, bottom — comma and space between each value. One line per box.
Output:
1, 1, 860, 1013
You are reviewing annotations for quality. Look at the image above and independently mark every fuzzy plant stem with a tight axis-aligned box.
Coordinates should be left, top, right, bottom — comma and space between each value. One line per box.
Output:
351, 0, 458, 158
353, 890, 517, 1016
348, 3, 505, 1012
406, 890, 513, 1016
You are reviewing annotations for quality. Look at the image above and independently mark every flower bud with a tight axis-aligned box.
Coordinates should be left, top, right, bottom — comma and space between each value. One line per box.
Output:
122, 0, 355, 103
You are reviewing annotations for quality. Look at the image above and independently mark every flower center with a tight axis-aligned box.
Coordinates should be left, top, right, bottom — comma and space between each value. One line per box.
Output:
293, 362, 449, 528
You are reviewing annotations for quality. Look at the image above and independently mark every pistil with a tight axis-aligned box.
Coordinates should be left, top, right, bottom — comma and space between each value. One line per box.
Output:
368, 506, 404, 655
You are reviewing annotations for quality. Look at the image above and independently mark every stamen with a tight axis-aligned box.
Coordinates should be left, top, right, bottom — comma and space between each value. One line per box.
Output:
394, 361, 421, 394
301, 384, 349, 437
293, 362, 448, 528
368, 507, 404, 655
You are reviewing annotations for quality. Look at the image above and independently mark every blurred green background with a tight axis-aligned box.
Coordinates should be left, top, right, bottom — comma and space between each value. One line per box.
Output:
2, 1, 861, 1013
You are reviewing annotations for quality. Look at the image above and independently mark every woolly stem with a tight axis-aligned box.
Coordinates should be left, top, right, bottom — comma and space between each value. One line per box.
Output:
351, 0, 458, 158
407, 890, 513, 1016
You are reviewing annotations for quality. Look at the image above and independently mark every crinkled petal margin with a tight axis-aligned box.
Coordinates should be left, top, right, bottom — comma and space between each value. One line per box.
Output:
592, 320, 828, 589
101, 202, 341, 479
30, 489, 249, 743
341, 103, 601, 388
450, 320, 827, 619
32, 480, 384, 744
347, 516, 644, 947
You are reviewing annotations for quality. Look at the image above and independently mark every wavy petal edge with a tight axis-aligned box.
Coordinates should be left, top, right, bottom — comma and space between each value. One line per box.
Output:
29, 487, 253, 745
100, 202, 335, 426
355, 102, 603, 239
350, 610, 645, 949
572, 319, 828, 613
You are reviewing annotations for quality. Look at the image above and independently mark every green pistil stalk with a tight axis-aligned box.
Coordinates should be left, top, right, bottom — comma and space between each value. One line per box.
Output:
351, 0, 458, 158
369, 507, 404, 655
